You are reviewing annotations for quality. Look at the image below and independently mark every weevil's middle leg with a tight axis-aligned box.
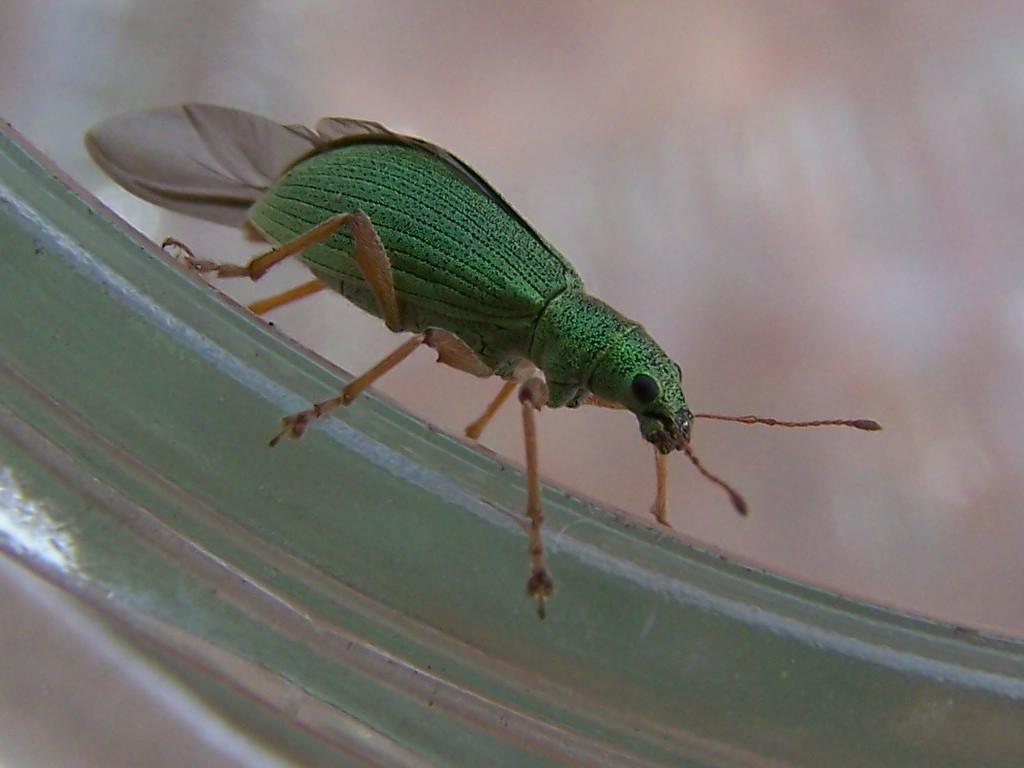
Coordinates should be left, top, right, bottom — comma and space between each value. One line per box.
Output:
269, 332, 426, 446
465, 378, 518, 440
464, 362, 539, 440
247, 279, 328, 315
519, 377, 554, 619
583, 394, 672, 527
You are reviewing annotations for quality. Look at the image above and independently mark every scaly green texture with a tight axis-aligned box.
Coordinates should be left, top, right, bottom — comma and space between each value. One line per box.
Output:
250, 139, 692, 449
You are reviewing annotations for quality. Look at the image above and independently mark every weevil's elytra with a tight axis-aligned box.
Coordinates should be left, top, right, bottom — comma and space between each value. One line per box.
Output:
250, 140, 584, 379
86, 104, 880, 618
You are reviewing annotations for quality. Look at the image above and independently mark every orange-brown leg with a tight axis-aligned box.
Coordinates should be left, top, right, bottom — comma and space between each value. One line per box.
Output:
518, 377, 553, 619
464, 378, 518, 440
270, 333, 426, 446
167, 210, 402, 331
247, 279, 327, 315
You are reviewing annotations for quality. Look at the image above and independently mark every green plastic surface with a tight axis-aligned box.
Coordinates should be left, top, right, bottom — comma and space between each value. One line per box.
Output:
1, 119, 1022, 767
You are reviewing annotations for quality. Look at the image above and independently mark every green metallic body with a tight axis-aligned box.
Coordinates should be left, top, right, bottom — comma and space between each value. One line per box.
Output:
249, 139, 691, 450
250, 140, 579, 377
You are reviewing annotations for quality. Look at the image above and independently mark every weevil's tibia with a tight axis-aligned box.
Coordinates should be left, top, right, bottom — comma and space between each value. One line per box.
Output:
651, 451, 670, 526
172, 212, 349, 280
247, 279, 327, 315
519, 377, 554, 619
269, 333, 426, 446
465, 378, 518, 440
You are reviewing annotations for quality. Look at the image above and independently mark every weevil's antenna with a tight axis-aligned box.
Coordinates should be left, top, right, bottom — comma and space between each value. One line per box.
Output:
677, 413, 879, 519
680, 442, 748, 516
694, 414, 882, 431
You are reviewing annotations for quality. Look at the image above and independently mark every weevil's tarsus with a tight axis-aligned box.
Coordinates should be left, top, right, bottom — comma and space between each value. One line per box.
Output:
519, 377, 554, 619
651, 451, 670, 526
465, 378, 518, 440
695, 413, 882, 431
247, 279, 327, 315
269, 332, 427, 447
161, 237, 196, 262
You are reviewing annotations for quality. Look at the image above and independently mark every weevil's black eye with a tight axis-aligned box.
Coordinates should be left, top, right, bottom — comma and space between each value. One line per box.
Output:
631, 373, 660, 404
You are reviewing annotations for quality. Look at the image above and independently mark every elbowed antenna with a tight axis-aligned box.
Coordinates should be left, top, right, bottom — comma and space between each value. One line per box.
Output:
659, 413, 881, 523
679, 443, 748, 515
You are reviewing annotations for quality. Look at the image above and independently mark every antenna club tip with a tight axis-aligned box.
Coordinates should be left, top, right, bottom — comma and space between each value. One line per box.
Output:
731, 493, 748, 516
854, 419, 883, 431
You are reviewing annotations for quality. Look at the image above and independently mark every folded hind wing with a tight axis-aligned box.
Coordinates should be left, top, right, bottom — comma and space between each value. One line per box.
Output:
85, 104, 323, 226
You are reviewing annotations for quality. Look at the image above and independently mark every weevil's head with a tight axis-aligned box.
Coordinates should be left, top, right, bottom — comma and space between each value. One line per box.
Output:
588, 326, 692, 454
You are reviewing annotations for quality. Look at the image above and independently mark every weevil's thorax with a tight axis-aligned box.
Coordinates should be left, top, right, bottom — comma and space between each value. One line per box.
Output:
530, 291, 692, 453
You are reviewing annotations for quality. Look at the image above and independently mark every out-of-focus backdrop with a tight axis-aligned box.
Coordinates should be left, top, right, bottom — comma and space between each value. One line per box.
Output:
2, 1, 1023, 762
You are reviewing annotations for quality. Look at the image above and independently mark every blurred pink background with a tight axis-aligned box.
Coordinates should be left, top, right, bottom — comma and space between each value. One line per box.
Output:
5, 0, 1023, 633
2, 6, 1023, 758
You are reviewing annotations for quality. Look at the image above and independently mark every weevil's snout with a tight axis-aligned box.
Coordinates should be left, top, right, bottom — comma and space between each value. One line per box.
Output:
642, 405, 693, 455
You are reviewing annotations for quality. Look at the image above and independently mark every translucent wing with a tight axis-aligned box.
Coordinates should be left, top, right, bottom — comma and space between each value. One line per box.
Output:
313, 117, 393, 141
85, 104, 324, 226
86, 104, 553, 249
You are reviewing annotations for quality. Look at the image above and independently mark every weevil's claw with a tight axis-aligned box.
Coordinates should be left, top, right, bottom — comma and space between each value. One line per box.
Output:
162, 236, 254, 278
269, 411, 313, 447
161, 237, 195, 262
527, 568, 554, 620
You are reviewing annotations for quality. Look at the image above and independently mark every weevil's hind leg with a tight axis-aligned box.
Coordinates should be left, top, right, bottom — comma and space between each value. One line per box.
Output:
518, 377, 554, 619
270, 333, 427, 446
247, 279, 328, 315
165, 212, 354, 280
167, 211, 401, 335
340, 211, 402, 331
422, 329, 494, 377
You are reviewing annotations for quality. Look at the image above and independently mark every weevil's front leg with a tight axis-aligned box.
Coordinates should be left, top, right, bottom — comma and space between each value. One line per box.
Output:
582, 394, 672, 527
267, 209, 416, 444
651, 450, 670, 527
519, 377, 554, 619
269, 332, 426, 446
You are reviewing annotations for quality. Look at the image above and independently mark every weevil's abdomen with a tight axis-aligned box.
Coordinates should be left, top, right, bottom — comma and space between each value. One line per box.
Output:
248, 140, 582, 370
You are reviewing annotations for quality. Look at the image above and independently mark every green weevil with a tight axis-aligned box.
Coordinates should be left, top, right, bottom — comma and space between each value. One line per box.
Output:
86, 104, 880, 618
